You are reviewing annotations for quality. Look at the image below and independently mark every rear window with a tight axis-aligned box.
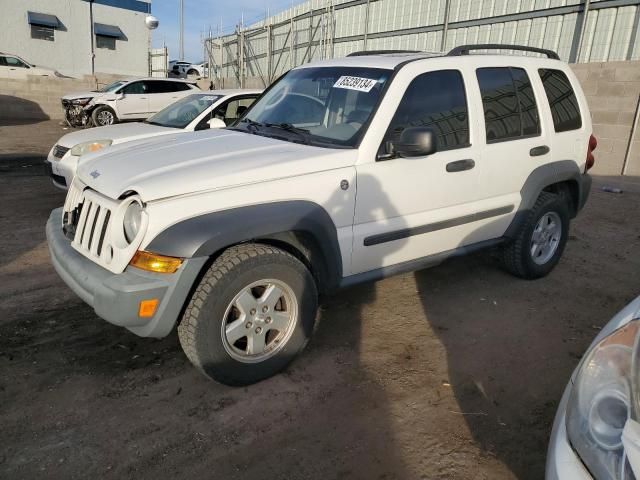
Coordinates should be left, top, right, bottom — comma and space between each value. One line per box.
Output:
476, 67, 540, 143
538, 69, 582, 133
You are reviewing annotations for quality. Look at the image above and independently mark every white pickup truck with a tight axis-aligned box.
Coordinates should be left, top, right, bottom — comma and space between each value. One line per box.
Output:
47, 44, 595, 385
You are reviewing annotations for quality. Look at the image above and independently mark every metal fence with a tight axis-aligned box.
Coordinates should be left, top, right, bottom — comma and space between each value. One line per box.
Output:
149, 47, 169, 78
204, 0, 640, 88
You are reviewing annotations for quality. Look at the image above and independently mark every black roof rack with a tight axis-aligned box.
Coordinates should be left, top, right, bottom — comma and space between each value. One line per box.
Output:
346, 50, 422, 57
447, 44, 560, 60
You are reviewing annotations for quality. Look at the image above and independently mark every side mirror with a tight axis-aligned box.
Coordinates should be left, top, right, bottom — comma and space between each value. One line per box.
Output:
395, 127, 437, 158
207, 118, 226, 129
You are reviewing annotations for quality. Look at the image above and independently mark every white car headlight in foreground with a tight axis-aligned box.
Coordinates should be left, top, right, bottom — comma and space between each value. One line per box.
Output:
566, 319, 640, 479
70, 139, 112, 157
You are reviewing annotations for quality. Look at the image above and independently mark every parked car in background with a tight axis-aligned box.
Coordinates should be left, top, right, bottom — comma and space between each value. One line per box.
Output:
547, 296, 640, 480
47, 89, 262, 189
169, 60, 207, 79
61, 78, 200, 128
0, 52, 62, 78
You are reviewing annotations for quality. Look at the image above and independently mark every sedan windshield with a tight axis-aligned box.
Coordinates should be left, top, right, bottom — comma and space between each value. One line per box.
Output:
145, 94, 222, 129
234, 66, 392, 148
99, 81, 126, 93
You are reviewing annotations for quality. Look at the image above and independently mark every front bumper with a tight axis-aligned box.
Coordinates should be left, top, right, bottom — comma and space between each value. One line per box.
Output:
46, 208, 206, 338
546, 383, 593, 480
46, 149, 79, 190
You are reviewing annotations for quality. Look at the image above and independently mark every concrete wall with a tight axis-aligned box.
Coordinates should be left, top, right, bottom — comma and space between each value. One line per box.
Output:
0, 73, 128, 122
0, 0, 151, 78
571, 61, 640, 176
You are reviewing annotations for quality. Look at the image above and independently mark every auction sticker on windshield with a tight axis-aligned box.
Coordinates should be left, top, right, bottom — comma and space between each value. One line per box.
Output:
333, 76, 376, 92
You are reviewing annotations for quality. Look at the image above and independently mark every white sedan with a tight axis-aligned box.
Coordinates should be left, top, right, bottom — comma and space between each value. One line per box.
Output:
46, 89, 262, 189
547, 295, 640, 479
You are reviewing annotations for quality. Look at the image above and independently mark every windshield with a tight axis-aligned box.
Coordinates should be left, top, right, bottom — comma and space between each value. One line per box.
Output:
99, 81, 127, 93
235, 66, 392, 148
145, 94, 222, 129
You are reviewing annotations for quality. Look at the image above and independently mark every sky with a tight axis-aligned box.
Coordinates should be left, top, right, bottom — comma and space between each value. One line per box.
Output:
151, 0, 306, 63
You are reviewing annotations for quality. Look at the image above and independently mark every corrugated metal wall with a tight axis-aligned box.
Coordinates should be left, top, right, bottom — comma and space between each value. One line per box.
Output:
206, 0, 640, 87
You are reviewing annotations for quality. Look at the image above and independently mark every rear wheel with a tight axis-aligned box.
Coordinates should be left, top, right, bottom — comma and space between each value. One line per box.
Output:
178, 243, 318, 386
500, 191, 570, 279
91, 106, 117, 126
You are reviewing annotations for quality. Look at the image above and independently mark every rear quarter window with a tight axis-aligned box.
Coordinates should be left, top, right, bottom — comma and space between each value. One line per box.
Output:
538, 69, 582, 133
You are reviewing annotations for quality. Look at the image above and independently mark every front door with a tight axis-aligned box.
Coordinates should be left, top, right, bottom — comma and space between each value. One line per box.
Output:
116, 81, 150, 118
351, 68, 502, 275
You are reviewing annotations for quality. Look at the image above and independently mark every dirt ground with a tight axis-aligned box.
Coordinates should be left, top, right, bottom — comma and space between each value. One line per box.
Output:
1, 119, 639, 480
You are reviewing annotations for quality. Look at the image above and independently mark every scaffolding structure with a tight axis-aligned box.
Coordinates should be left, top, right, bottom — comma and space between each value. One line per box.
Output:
204, 0, 640, 89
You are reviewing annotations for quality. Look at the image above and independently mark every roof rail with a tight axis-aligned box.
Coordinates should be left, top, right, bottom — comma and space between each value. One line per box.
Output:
447, 44, 560, 60
346, 50, 422, 57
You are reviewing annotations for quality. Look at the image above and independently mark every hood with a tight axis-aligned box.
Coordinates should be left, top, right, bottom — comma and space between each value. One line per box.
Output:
62, 91, 100, 101
77, 129, 357, 201
57, 122, 177, 148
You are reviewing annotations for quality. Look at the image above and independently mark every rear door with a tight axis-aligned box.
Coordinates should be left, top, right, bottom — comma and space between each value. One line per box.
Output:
116, 81, 149, 118
475, 64, 551, 220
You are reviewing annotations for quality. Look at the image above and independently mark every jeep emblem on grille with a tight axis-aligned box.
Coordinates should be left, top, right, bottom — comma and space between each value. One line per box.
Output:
90, 170, 101, 179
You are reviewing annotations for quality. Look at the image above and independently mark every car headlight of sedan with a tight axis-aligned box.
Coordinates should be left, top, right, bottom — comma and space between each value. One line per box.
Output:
123, 200, 143, 243
566, 319, 640, 479
71, 97, 93, 106
70, 140, 112, 157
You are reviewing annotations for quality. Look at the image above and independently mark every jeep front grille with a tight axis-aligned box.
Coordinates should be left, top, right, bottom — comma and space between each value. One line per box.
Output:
61, 178, 146, 274
52, 144, 70, 159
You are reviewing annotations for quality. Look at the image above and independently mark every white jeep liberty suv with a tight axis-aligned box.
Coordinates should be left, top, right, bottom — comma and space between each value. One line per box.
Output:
46, 44, 596, 385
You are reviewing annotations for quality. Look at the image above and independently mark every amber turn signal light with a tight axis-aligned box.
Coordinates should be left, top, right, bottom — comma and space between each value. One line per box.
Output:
138, 299, 159, 318
130, 251, 183, 273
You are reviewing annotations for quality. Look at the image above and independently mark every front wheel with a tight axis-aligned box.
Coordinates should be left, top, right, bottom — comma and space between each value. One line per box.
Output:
178, 243, 318, 386
500, 191, 570, 279
91, 106, 117, 126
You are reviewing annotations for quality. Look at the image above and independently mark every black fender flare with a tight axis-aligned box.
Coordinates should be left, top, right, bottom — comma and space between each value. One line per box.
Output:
146, 201, 343, 291
504, 160, 591, 239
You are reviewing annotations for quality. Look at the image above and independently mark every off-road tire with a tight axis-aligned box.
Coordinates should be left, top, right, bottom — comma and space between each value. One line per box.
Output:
91, 106, 117, 126
500, 191, 570, 279
178, 243, 318, 386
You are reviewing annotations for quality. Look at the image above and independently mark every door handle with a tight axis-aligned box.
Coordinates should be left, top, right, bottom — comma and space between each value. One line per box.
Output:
530, 145, 550, 157
446, 159, 475, 172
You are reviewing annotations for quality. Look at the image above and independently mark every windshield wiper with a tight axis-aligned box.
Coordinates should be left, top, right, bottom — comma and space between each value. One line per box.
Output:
264, 123, 310, 144
239, 118, 264, 132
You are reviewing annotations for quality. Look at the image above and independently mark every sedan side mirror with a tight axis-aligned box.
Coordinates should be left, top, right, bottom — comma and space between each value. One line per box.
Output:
207, 118, 226, 129
395, 127, 437, 158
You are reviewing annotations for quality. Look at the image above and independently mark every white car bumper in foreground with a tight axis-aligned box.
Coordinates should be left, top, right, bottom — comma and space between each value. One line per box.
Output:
546, 384, 593, 480
46, 148, 79, 190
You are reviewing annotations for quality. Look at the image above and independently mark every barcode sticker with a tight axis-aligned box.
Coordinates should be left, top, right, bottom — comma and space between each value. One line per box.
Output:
333, 76, 377, 92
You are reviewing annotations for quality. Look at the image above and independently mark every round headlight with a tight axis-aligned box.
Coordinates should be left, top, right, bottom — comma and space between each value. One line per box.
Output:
123, 201, 143, 243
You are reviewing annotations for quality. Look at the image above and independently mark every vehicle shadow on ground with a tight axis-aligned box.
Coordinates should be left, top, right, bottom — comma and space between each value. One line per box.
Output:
0, 95, 50, 126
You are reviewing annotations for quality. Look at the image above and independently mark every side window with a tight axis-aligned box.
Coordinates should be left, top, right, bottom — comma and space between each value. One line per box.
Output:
0, 57, 7, 66
538, 68, 582, 132
146, 81, 172, 93
122, 81, 146, 95
477, 67, 540, 142
171, 82, 192, 92
5, 57, 29, 68
384, 70, 470, 152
